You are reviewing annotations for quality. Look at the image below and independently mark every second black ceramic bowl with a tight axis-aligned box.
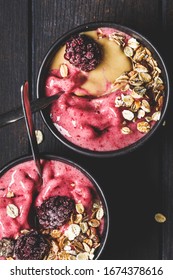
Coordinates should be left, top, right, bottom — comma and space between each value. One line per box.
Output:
0, 154, 109, 260
37, 22, 169, 157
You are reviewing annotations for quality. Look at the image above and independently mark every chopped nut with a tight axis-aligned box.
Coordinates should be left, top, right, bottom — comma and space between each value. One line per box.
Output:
73, 240, 84, 252
122, 94, 134, 107
129, 78, 143, 87
158, 96, 164, 108
127, 38, 140, 49
131, 100, 141, 112
60, 63, 68, 77
20, 229, 30, 234
109, 32, 125, 46
83, 242, 91, 252
80, 222, 88, 233
93, 202, 100, 209
88, 219, 100, 228
116, 74, 129, 81
74, 214, 83, 224
89, 253, 95, 260
122, 110, 134, 121
124, 46, 134, 57
35, 130, 44, 144
76, 252, 89, 260
50, 229, 62, 239
64, 245, 72, 252
58, 251, 70, 260
83, 238, 93, 247
139, 72, 152, 83
6, 204, 19, 218
76, 203, 84, 214
112, 82, 128, 92
90, 227, 97, 237
115, 96, 124, 107
131, 87, 146, 98
154, 213, 166, 223
145, 116, 152, 122
135, 64, 148, 73
65, 224, 81, 240
141, 100, 151, 113
137, 121, 150, 133
152, 111, 161, 121
59, 236, 69, 250
121, 126, 131, 135
162, 120, 166, 126
137, 109, 145, 119
6, 191, 14, 198
96, 207, 104, 220
69, 255, 76, 260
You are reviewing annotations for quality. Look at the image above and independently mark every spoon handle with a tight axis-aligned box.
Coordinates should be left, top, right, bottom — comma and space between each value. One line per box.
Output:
0, 93, 60, 128
21, 81, 42, 178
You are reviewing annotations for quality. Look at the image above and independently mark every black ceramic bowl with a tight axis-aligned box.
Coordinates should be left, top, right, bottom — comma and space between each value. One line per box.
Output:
37, 22, 169, 157
0, 154, 109, 260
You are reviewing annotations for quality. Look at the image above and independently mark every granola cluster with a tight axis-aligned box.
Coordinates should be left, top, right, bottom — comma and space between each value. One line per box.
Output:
100, 29, 165, 134
45, 201, 104, 260
0, 200, 104, 260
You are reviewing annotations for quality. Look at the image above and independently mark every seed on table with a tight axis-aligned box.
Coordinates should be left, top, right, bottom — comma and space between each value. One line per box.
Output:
154, 213, 166, 223
35, 130, 44, 144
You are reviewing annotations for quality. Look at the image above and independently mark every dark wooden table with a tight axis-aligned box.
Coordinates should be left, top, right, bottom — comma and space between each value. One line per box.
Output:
0, 0, 173, 260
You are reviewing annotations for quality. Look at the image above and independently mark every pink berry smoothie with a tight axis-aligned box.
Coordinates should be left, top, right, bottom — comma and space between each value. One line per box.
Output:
0, 158, 104, 240
45, 27, 165, 152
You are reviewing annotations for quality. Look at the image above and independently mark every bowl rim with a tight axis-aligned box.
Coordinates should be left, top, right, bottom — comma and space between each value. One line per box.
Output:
0, 153, 109, 260
36, 21, 170, 158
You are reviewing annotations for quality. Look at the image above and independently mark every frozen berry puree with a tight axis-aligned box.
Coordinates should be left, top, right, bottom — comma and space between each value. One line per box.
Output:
0, 158, 106, 260
45, 27, 165, 152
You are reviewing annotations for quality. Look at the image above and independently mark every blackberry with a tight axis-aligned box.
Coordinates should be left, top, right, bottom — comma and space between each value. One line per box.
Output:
0, 238, 15, 258
36, 196, 75, 229
14, 230, 50, 260
64, 34, 102, 71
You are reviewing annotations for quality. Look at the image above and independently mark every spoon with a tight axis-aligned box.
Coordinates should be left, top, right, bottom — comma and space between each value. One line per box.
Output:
0, 91, 63, 128
21, 81, 42, 179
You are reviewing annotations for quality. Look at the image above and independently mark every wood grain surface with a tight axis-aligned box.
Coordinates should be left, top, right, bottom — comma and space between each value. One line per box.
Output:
0, 0, 173, 260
